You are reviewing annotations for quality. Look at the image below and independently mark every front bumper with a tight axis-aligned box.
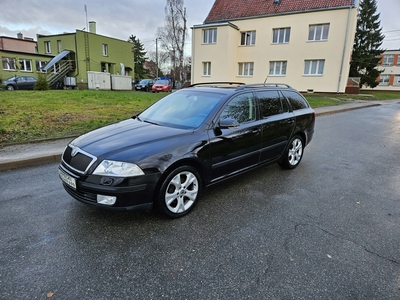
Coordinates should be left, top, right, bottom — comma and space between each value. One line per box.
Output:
59, 165, 160, 211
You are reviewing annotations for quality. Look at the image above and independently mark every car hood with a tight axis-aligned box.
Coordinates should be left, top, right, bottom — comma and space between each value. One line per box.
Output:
70, 118, 192, 160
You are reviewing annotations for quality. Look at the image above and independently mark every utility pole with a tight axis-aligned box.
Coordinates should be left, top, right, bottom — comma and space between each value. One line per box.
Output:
156, 38, 161, 79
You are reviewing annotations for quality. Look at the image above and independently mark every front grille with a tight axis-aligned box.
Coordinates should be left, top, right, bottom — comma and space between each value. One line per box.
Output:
62, 182, 97, 203
62, 145, 97, 174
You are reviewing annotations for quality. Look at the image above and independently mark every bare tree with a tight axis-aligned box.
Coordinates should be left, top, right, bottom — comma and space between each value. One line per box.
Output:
157, 0, 187, 86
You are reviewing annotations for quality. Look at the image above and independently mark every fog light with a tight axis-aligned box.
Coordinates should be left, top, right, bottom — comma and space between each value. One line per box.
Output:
97, 194, 117, 205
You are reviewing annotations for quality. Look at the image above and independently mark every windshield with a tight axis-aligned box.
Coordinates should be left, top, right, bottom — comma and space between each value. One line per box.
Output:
155, 80, 169, 85
139, 80, 150, 84
139, 89, 226, 129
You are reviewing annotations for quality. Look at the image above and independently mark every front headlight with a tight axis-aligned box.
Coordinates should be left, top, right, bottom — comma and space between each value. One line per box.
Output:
93, 160, 145, 177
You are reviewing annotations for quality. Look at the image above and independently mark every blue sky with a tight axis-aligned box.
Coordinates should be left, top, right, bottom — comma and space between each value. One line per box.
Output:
0, 0, 398, 51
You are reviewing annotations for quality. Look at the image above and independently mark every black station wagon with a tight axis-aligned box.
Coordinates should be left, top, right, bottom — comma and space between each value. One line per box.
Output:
59, 83, 315, 218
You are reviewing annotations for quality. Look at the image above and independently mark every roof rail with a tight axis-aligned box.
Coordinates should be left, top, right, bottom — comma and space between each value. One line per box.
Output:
236, 83, 292, 90
188, 82, 245, 88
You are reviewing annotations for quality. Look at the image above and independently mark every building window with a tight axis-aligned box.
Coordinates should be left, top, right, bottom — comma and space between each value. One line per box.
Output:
240, 31, 256, 46
203, 28, 217, 44
36, 60, 47, 72
394, 75, 400, 86
2, 57, 16, 70
238, 62, 254, 76
203, 62, 211, 76
382, 54, 394, 66
102, 44, 108, 56
57, 40, 62, 53
45, 41, 51, 53
304, 60, 325, 75
269, 61, 287, 76
379, 74, 390, 86
19, 59, 32, 72
308, 24, 330, 41
273, 28, 290, 44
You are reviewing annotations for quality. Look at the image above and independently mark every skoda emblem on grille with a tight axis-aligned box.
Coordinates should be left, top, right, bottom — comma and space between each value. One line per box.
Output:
71, 145, 79, 157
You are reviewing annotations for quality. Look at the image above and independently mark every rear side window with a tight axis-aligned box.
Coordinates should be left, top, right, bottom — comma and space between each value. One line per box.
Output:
256, 90, 288, 118
282, 90, 309, 110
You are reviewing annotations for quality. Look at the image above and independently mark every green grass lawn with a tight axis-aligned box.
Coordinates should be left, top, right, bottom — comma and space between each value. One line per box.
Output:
0, 90, 164, 144
0, 89, 399, 144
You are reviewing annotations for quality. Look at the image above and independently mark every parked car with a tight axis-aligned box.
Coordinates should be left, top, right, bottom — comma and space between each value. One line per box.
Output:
3, 75, 37, 90
152, 79, 172, 92
59, 82, 315, 218
135, 79, 154, 92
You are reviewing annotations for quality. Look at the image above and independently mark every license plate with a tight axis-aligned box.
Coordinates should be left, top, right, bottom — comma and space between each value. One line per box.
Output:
157, 88, 162, 90
137, 87, 141, 89
59, 169, 76, 189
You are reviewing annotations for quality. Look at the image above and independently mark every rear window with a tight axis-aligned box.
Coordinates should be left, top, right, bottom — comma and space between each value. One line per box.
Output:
281, 90, 309, 110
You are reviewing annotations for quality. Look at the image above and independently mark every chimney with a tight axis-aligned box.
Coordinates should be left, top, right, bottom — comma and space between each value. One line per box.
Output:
89, 21, 96, 34
17, 32, 23, 39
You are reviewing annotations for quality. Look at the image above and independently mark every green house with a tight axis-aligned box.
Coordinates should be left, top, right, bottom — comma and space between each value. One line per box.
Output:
36, 22, 134, 89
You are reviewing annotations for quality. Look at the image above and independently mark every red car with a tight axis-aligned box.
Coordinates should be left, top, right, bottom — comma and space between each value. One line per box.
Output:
152, 79, 172, 93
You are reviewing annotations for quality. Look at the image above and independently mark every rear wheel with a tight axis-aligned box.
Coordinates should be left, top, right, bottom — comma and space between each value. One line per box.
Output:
279, 135, 304, 169
157, 166, 201, 218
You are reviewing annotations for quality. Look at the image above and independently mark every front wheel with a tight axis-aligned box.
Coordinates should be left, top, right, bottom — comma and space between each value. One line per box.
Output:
6, 85, 15, 91
279, 136, 304, 169
156, 166, 201, 218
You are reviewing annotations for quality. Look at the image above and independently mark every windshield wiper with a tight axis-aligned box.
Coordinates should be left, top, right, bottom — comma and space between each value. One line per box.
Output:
133, 115, 159, 126
143, 119, 159, 126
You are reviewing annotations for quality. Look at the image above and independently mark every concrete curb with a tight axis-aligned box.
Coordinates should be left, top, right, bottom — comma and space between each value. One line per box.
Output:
0, 154, 62, 171
315, 103, 381, 116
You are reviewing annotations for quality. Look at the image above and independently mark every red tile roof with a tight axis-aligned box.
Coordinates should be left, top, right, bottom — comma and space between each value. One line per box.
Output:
204, 0, 355, 23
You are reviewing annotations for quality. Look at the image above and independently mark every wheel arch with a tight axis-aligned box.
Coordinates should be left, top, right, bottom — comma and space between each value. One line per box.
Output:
153, 158, 207, 201
293, 131, 306, 146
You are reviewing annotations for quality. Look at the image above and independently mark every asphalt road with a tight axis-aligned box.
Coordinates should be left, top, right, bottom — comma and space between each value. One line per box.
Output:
1, 103, 400, 300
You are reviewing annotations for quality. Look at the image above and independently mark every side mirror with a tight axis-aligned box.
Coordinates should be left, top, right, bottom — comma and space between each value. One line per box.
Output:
218, 118, 240, 129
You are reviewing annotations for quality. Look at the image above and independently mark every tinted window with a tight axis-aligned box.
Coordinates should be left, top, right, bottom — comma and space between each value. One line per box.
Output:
220, 92, 255, 124
282, 90, 309, 110
257, 90, 288, 118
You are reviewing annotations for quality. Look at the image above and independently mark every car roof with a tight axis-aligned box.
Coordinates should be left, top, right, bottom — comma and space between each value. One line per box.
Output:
185, 82, 297, 95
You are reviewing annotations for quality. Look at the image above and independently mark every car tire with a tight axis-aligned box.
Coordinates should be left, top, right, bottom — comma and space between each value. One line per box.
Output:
279, 135, 304, 169
156, 166, 201, 218
6, 85, 15, 91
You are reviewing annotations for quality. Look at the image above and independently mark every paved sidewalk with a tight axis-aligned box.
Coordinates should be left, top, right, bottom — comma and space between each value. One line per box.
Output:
0, 101, 388, 171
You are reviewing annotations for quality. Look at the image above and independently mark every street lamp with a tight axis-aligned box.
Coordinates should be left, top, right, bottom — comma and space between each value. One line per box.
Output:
156, 37, 162, 79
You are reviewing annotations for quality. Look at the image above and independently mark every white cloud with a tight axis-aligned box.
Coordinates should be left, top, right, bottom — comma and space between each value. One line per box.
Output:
1, 0, 398, 50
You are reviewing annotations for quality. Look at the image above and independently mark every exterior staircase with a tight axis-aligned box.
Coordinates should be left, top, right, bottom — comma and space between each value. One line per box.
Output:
46, 60, 75, 87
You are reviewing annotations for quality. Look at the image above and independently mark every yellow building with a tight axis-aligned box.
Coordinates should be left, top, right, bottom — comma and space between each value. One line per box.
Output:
374, 50, 400, 91
191, 0, 358, 93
